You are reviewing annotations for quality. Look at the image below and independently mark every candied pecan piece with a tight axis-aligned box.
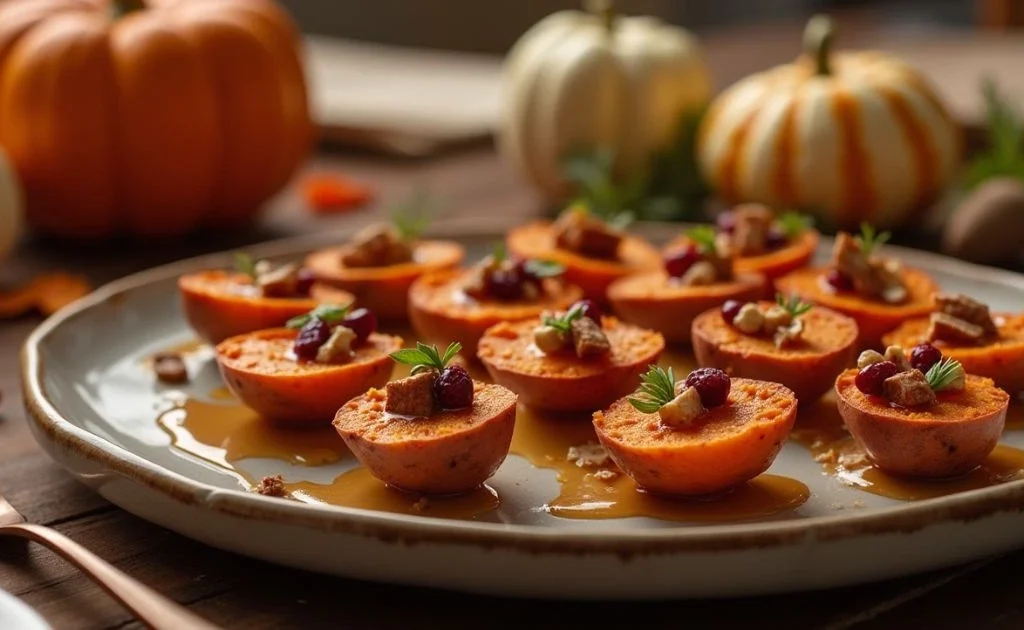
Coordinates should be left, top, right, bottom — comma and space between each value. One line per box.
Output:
552, 209, 622, 259
570, 316, 611, 358
934, 293, 997, 337
341, 223, 414, 267
257, 262, 301, 297
927, 312, 987, 345
385, 372, 436, 417
883, 369, 937, 407
731, 203, 774, 256
658, 386, 705, 428
830, 232, 907, 304
153, 353, 188, 384
255, 474, 287, 497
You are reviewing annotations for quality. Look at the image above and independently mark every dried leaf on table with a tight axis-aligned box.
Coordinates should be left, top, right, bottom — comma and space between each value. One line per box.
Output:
0, 272, 91, 318
301, 173, 373, 214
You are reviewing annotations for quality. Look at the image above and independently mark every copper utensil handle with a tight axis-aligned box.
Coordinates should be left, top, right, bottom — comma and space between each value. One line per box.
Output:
1, 523, 221, 630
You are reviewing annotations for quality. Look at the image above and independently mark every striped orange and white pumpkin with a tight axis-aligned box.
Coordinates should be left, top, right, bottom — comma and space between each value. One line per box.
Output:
696, 15, 961, 231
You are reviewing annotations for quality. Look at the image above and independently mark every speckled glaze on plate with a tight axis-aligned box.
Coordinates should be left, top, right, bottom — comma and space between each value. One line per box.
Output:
20, 219, 1024, 600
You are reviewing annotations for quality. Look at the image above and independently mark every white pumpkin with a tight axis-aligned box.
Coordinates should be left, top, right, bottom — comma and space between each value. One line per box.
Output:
498, 0, 713, 200
697, 15, 961, 231
0, 147, 21, 260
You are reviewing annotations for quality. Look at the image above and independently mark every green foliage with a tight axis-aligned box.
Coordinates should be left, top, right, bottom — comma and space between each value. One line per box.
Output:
233, 251, 259, 281
389, 342, 463, 376
963, 78, 1024, 190
777, 211, 815, 239
925, 356, 965, 392
390, 185, 440, 241
856, 222, 890, 257
541, 302, 586, 334
285, 304, 352, 329
627, 365, 677, 414
775, 292, 813, 318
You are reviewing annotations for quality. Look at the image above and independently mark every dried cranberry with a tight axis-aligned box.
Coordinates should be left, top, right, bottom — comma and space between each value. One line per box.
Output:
486, 267, 523, 301
716, 211, 736, 234
684, 367, 731, 408
433, 365, 474, 409
664, 244, 700, 278
293, 318, 331, 360
342, 308, 377, 344
295, 268, 316, 296
910, 343, 942, 373
721, 300, 743, 324
855, 360, 900, 396
765, 228, 788, 250
824, 269, 854, 292
574, 299, 602, 323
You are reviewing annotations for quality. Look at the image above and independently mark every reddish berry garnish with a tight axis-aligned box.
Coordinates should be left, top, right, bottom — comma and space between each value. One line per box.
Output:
855, 360, 900, 396
765, 228, 788, 250
293, 317, 332, 360
824, 269, 854, 292
721, 300, 743, 324
574, 299, 602, 323
295, 268, 316, 296
910, 343, 942, 373
341, 308, 377, 344
716, 211, 736, 234
684, 367, 731, 408
433, 365, 474, 409
486, 267, 524, 301
664, 244, 700, 278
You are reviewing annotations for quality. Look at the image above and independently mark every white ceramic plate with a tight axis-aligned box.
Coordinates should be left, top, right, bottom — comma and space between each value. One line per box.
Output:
0, 588, 50, 630
20, 220, 1024, 600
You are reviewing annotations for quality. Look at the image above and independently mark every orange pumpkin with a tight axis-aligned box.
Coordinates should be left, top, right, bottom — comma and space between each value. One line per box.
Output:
0, 0, 312, 238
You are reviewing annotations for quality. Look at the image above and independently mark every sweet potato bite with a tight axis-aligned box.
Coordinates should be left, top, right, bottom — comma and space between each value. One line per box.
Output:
476, 301, 665, 412
836, 344, 1010, 478
607, 225, 766, 343
304, 215, 464, 321
665, 205, 818, 291
505, 208, 661, 302
334, 341, 518, 494
179, 252, 354, 344
692, 294, 858, 401
882, 292, 1024, 394
593, 366, 797, 496
216, 304, 400, 424
408, 246, 583, 356
775, 224, 938, 347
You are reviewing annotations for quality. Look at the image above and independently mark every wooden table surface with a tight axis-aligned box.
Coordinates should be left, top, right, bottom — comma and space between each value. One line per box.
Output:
4, 13, 1024, 630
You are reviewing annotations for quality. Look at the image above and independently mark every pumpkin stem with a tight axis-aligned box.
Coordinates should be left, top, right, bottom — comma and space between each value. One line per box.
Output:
111, 0, 146, 19
804, 14, 835, 76
584, 0, 616, 34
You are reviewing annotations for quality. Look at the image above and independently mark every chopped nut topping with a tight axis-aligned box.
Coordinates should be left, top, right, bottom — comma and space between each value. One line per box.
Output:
533, 324, 568, 354
571, 317, 611, 358
255, 474, 288, 497
553, 208, 622, 259
733, 303, 765, 334
658, 386, 705, 428
566, 443, 610, 467
883, 345, 912, 372
257, 262, 301, 297
153, 353, 188, 384
773, 318, 804, 348
932, 293, 997, 340
385, 372, 436, 417
731, 203, 774, 256
341, 223, 414, 268
857, 349, 886, 369
927, 312, 987, 345
830, 231, 908, 304
678, 260, 718, 286
883, 369, 937, 407
761, 305, 793, 334
315, 326, 356, 364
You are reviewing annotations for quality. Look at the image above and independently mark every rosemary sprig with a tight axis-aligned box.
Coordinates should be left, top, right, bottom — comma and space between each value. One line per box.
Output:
776, 292, 813, 318
685, 224, 718, 254
233, 251, 259, 281
523, 259, 565, 278
541, 302, 585, 334
925, 356, 965, 392
964, 77, 1024, 190
490, 242, 507, 264
285, 304, 352, 329
856, 222, 890, 257
389, 341, 462, 376
777, 211, 814, 240
627, 365, 677, 414
390, 185, 438, 241
561, 150, 637, 229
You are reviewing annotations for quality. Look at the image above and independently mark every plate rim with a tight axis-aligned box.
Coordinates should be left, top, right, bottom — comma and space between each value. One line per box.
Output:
20, 218, 1024, 557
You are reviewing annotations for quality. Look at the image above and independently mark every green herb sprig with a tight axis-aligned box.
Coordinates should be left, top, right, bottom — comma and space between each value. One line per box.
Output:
685, 224, 718, 254
285, 304, 351, 329
777, 211, 814, 239
964, 77, 1024, 190
562, 150, 637, 229
627, 365, 677, 414
541, 302, 585, 334
390, 342, 462, 376
523, 259, 565, 278
489, 242, 507, 264
925, 356, 965, 392
233, 251, 259, 281
390, 185, 440, 241
856, 222, 890, 257
776, 292, 813, 318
